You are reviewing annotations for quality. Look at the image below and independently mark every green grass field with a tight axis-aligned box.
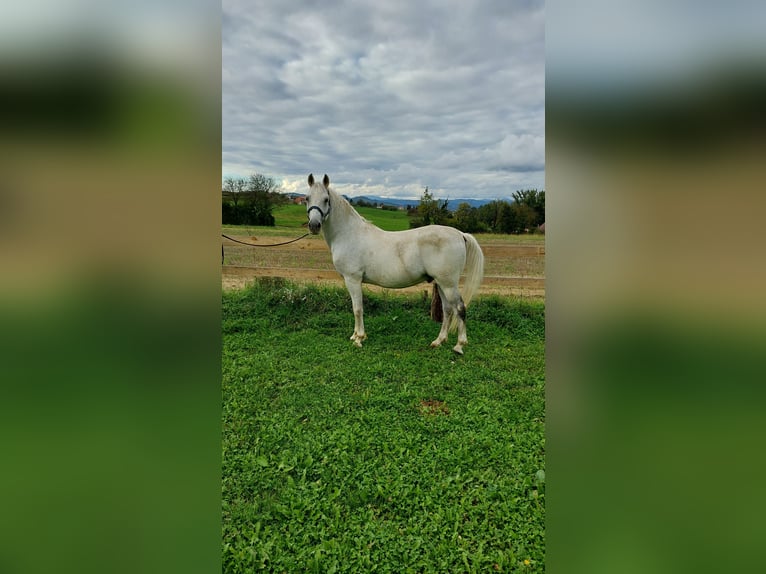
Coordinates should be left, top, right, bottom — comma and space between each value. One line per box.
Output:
272, 203, 411, 231
222, 279, 545, 573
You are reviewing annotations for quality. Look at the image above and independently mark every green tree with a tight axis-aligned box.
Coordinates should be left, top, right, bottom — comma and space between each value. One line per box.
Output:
476, 200, 513, 233
222, 172, 282, 226
454, 202, 482, 233
511, 189, 545, 226
410, 187, 451, 228
511, 202, 538, 233
497, 202, 517, 234
244, 174, 277, 226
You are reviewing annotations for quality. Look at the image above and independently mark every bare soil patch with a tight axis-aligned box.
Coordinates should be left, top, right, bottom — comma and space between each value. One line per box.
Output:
418, 399, 450, 417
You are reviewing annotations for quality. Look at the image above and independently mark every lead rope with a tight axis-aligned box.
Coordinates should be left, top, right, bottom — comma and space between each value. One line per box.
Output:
221, 232, 310, 264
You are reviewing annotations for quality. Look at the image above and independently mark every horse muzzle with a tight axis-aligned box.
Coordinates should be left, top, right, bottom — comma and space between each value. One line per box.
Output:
307, 204, 328, 234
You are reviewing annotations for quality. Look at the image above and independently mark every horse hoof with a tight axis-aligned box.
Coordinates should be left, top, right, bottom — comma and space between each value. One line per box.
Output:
452, 345, 464, 355
430, 335, 446, 348
353, 340, 363, 348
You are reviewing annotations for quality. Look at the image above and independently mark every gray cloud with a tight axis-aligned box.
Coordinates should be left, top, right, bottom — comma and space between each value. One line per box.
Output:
223, 0, 544, 199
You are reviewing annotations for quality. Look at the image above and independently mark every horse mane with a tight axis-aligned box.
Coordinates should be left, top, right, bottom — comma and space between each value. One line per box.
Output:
328, 186, 372, 225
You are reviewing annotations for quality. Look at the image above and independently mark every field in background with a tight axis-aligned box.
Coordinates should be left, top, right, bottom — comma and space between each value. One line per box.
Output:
222, 205, 545, 298
272, 203, 412, 231
222, 280, 545, 572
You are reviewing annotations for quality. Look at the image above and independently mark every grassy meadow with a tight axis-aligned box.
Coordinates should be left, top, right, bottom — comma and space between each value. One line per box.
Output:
272, 203, 412, 231
222, 279, 545, 573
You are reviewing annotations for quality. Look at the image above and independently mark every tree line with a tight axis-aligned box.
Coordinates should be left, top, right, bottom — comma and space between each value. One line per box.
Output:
410, 187, 545, 234
222, 174, 286, 226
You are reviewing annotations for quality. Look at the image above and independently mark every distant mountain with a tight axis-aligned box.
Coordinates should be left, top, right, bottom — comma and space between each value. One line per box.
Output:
350, 195, 509, 211
349, 196, 415, 209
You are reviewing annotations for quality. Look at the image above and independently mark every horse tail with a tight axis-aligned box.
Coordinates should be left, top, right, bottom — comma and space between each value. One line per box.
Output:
448, 233, 484, 333
461, 233, 484, 307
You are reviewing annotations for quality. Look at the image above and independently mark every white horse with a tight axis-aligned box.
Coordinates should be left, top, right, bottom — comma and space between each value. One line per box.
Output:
306, 174, 484, 354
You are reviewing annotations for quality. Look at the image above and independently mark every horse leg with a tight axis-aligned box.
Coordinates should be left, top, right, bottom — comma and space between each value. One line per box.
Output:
430, 284, 453, 349
453, 296, 468, 355
344, 276, 367, 347
430, 284, 468, 354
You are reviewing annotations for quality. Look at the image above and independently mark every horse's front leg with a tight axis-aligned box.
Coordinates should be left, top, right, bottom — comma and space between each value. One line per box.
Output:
344, 276, 367, 347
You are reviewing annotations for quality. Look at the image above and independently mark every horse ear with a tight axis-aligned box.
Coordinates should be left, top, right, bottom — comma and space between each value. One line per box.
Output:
308, 173, 314, 186
323, 174, 330, 187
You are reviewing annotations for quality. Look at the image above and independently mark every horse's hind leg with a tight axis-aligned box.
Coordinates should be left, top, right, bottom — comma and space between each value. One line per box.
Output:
430, 284, 454, 349
431, 283, 469, 355
453, 296, 468, 355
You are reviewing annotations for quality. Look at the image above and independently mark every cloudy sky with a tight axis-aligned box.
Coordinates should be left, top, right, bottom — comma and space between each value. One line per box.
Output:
223, 0, 544, 200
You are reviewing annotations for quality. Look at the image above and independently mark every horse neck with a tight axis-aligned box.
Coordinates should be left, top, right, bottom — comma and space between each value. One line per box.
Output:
323, 188, 366, 245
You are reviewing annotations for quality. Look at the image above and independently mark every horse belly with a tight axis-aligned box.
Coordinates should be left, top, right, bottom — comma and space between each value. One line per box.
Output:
362, 266, 428, 289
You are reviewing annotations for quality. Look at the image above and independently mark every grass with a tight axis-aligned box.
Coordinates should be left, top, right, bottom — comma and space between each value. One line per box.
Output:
270, 203, 411, 231
351, 206, 412, 231
222, 279, 545, 573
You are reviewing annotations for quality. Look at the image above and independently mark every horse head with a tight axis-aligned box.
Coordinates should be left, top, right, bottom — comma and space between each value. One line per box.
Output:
306, 173, 331, 234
